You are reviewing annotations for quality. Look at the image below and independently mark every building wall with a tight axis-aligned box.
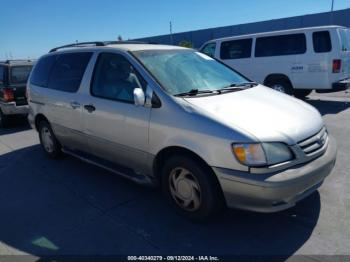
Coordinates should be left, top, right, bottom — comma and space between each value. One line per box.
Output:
135, 8, 350, 48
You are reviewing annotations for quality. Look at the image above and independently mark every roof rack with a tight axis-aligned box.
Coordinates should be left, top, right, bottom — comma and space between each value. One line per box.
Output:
49, 40, 147, 53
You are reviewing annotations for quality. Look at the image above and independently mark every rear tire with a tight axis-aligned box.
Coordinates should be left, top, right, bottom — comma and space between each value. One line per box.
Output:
294, 89, 312, 99
0, 109, 9, 128
161, 155, 223, 221
38, 121, 62, 158
266, 78, 294, 95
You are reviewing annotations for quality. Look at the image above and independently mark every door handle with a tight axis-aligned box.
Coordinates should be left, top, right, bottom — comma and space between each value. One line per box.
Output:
84, 104, 96, 113
70, 101, 81, 109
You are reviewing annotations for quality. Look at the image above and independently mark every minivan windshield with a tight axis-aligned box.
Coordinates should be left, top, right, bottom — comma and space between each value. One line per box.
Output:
133, 49, 250, 95
10, 65, 33, 84
339, 29, 350, 52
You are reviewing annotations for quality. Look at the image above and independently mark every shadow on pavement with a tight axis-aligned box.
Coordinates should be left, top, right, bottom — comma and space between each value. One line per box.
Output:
0, 118, 31, 136
0, 145, 321, 258
305, 98, 350, 116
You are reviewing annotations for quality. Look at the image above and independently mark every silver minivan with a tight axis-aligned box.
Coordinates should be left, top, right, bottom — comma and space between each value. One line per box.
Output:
28, 42, 337, 220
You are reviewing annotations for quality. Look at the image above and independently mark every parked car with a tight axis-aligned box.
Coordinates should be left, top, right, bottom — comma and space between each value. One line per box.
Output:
0, 60, 34, 127
28, 42, 337, 220
200, 25, 350, 98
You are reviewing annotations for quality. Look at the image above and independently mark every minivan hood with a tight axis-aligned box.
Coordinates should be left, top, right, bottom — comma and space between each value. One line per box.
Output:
183, 85, 324, 144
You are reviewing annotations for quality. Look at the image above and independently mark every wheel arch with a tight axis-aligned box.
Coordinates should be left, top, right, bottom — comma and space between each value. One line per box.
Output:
34, 113, 50, 131
263, 73, 294, 88
153, 146, 224, 192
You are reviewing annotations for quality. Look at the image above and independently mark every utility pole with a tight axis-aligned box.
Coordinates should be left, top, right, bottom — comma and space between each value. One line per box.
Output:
331, 0, 334, 12
170, 21, 173, 45
330, 0, 335, 24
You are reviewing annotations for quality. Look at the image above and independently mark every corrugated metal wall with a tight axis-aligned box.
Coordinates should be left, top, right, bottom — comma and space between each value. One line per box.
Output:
135, 8, 350, 48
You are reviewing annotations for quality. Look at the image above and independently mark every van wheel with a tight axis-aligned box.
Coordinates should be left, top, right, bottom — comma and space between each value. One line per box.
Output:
0, 110, 9, 128
294, 89, 312, 99
38, 121, 62, 158
267, 79, 294, 95
161, 156, 223, 221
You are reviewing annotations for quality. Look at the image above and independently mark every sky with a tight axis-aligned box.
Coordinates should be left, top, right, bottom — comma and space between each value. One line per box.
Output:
0, 0, 349, 60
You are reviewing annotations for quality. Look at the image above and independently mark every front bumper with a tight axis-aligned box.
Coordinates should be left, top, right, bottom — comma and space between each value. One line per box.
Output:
0, 102, 28, 116
213, 136, 337, 212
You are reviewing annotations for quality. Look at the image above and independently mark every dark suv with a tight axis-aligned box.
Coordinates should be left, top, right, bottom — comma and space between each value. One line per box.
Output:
0, 60, 34, 127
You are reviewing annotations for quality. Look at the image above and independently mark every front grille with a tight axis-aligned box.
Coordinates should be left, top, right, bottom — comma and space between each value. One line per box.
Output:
298, 127, 328, 156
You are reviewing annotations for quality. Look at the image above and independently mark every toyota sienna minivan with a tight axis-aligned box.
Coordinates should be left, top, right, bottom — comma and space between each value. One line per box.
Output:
27, 41, 337, 220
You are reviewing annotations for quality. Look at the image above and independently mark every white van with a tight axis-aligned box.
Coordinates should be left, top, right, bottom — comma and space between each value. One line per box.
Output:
200, 26, 350, 98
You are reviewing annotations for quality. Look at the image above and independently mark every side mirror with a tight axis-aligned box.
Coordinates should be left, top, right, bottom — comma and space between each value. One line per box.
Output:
133, 88, 145, 106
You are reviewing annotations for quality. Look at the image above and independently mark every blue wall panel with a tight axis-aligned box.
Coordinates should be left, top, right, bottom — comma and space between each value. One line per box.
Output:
136, 8, 350, 48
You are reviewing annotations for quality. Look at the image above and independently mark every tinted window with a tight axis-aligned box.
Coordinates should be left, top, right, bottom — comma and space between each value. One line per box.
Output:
313, 31, 332, 53
0, 66, 3, 86
255, 34, 306, 57
91, 53, 146, 103
10, 66, 33, 84
201, 43, 216, 57
30, 55, 57, 87
220, 39, 252, 59
48, 52, 92, 93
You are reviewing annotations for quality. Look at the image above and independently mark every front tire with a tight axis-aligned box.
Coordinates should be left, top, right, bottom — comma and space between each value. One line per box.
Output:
294, 89, 312, 99
161, 156, 223, 221
38, 121, 62, 158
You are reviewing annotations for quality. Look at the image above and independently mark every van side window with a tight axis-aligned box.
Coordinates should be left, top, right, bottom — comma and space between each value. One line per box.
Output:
30, 55, 57, 87
313, 31, 332, 53
47, 52, 92, 93
220, 39, 252, 60
201, 43, 216, 58
255, 34, 306, 57
91, 53, 146, 104
339, 29, 350, 51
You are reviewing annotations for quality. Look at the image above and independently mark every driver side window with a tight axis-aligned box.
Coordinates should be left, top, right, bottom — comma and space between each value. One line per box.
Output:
91, 53, 146, 103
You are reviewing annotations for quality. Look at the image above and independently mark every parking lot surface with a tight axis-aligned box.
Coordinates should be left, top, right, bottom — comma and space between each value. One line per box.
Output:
0, 91, 350, 259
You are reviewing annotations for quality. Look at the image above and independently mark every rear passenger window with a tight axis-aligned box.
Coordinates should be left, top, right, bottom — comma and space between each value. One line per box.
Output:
91, 53, 146, 103
30, 55, 57, 87
220, 39, 252, 59
255, 34, 306, 57
313, 31, 332, 53
48, 52, 92, 93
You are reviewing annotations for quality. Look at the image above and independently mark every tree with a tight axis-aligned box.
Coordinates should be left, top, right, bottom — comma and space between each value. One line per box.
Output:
178, 40, 193, 48
117, 35, 123, 41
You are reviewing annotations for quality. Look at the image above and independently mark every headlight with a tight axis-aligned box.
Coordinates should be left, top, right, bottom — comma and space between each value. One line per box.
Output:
232, 142, 293, 167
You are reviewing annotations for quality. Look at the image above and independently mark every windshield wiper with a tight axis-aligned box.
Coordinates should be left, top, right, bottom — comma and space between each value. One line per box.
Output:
174, 89, 216, 97
217, 82, 258, 93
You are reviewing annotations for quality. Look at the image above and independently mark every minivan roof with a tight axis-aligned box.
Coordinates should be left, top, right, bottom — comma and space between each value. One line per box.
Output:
205, 25, 348, 43
48, 42, 188, 54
